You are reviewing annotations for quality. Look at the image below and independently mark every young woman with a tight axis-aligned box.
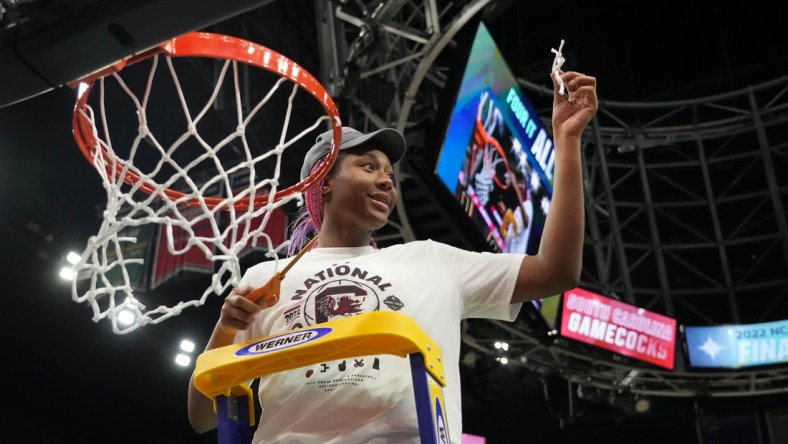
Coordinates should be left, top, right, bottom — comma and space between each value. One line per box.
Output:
188, 70, 598, 443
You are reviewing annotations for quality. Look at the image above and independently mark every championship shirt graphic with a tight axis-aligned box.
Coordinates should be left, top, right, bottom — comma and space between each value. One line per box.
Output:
285, 261, 406, 392
291, 262, 403, 326
305, 280, 380, 324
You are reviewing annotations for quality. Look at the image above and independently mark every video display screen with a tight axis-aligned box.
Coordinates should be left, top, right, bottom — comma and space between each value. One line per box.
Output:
434, 22, 554, 255
685, 320, 788, 368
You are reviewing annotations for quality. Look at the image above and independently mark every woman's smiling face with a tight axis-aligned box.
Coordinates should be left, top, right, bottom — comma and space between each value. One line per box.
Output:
322, 147, 398, 233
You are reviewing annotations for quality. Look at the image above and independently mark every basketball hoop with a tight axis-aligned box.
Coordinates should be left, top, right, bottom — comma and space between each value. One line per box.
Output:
69, 32, 341, 333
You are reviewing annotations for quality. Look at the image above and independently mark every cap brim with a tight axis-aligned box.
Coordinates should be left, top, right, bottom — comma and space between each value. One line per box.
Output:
300, 127, 407, 180
340, 128, 406, 166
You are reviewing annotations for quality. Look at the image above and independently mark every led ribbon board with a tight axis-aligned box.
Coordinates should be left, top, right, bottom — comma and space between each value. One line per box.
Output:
560, 288, 677, 369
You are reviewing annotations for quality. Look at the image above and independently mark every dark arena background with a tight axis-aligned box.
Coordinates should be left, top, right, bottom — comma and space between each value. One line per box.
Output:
1, 1, 788, 443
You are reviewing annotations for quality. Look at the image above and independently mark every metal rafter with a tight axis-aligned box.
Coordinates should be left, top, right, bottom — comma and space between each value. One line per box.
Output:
519, 76, 788, 326
318, 0, 493, 246
316, 0, 788, 411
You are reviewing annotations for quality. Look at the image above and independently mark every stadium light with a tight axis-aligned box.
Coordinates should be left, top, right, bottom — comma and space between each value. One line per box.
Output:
59, 267, 76, 280
175, 353, 191, 367
180, 339, 196, 353
117, 309, 136, 326
66, 251, 81, 265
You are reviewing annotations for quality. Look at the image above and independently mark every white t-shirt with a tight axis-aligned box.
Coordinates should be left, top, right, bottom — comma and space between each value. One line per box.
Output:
236, 239, 524, 444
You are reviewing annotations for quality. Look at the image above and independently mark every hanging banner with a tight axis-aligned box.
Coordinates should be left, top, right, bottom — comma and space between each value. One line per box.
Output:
103, 223, 156, 290
560, 287, 677, 370
150, 204, 218, 288
223, 171, 287, 259
150, 179, 222, 289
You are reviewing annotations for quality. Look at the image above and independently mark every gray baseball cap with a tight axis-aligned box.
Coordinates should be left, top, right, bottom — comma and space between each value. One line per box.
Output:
300, 126, 407, 180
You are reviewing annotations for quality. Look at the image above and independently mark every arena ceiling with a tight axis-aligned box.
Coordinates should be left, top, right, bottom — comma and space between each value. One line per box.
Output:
1, 0, 786, 442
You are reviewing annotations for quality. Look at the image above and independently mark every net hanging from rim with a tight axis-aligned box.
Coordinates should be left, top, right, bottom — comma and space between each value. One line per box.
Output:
70, 32, 341, 334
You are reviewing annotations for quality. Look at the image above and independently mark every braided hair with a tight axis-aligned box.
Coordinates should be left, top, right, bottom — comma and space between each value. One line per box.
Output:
287, 158, 328, 257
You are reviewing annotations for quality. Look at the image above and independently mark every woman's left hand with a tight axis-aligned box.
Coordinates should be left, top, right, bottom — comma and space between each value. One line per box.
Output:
551, 71, 598, 139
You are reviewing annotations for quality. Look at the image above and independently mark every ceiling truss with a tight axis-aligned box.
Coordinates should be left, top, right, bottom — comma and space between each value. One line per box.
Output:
316, 0, 788, 411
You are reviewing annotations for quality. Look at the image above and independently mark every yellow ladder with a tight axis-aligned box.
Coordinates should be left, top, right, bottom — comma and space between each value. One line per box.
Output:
193, 311, 449, 443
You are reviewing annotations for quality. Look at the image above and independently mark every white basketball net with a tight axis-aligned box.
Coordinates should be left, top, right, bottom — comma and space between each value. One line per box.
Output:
551, 39, 568, 98
70, 45, 337, 334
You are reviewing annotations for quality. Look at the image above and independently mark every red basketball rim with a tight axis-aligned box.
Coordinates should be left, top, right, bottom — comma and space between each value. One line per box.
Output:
72, 32, 341, 210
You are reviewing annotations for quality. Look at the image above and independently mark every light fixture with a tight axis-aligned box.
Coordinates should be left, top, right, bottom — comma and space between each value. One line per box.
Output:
117, 309, 136, 326
59, 267, 76, 280
175, 353, 191, 367
180, 339, 195, 353
634, 397, 651, 413
59, 251, 85, 281
462, 351, 477, 367
66, 251, 81, 265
